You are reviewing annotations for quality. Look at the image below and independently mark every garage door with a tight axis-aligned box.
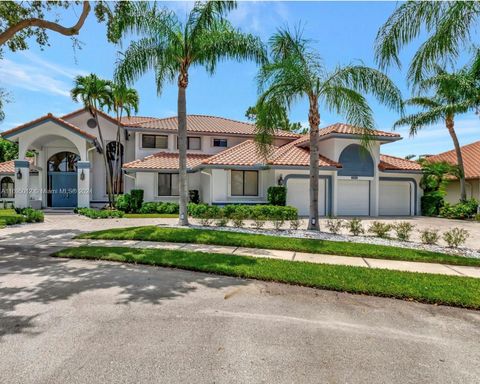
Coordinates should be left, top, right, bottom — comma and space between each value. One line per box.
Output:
337, 179, 370, 216
379, 180, 412, 216
286, 178, 326, 216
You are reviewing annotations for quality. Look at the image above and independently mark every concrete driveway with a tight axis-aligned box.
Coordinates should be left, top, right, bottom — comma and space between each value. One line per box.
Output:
1, 245, 479, 384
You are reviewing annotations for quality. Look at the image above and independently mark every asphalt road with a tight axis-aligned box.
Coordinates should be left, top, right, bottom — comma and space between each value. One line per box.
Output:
1, 244, 479, 384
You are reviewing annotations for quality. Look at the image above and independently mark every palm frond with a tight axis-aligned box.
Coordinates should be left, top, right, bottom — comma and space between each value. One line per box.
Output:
403, 97, 441, 110
393, 108, 445, 135
187, 1, 236, 43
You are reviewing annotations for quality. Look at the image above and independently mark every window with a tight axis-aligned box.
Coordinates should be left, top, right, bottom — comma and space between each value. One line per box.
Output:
158, 173, 179, 196
177, 136, 202, 150
231, 170, 258, 196
0, 177, 14, 198
47, 151, 80, 172
213, 138, 228, 148
142, 134, 168, 149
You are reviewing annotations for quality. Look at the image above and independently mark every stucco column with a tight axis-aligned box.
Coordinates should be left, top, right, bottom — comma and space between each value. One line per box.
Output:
77, 161, 91, 208
14, 160, 30, 208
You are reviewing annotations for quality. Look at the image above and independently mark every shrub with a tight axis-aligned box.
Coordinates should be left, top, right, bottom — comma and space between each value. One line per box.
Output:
421, 193, 444, 216
290, 218, 301, 230
21, 208, 44, 223
0, 214, 24, 225
215, 213, 229, 227
129, 189, 144, 213
439, 199, 478, 219
267, 186, 287, 206
250, 206, 266, 229
325, 218, 343, 234
140, 202, 179, 214
344, 218, 364, 236
420, 229, 440, 245
77, 208, 124, 219
189, 190, 200, 204
368, 221, 392, 238
231, 211, 246, 228
393, 222, 415, 242
116, 194, 132, 212
443, 228, 470, 248
475, 213, 480, 222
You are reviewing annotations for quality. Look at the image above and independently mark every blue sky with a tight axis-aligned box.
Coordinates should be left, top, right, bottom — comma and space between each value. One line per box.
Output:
1, 1, 478, 157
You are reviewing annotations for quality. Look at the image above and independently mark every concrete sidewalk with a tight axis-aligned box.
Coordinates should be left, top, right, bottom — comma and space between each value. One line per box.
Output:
55, 238, 480, 279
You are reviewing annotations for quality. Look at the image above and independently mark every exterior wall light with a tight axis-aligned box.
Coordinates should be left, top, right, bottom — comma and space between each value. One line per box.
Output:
278, 174, 284, 186
16, 169, 22, 180
80, 170, 85, 181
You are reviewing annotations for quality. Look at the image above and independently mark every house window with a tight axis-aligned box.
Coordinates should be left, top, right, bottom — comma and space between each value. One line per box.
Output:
158, 173, 179, 196
177, 136, 202, 150
213, 138, 228, 148
142, 134, 168, 149
0, 177, 14, 198
231, 170, 258, 196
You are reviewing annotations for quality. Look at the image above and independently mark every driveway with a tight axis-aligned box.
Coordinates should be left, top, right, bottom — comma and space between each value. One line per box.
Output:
0, 245, 479, 384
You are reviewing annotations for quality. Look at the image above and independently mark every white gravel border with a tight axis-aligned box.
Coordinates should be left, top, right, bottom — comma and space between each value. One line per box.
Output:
184, 223, 480, 259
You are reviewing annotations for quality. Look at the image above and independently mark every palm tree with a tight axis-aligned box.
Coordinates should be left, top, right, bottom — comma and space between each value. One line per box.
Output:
104, 83, 139, 198
71, 74, 115, 207
375, 1, 480, 83
113, 1, 266, 226
254, 28, 403, 230
393, 66, 480, 201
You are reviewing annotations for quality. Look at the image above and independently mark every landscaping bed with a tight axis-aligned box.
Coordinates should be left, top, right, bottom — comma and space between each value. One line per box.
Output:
0, 208, 44, 227
76, 226, 480, 267
53, 246, 480, 309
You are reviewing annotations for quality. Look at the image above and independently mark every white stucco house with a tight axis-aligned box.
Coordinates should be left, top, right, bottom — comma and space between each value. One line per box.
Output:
0, 108, 423, 216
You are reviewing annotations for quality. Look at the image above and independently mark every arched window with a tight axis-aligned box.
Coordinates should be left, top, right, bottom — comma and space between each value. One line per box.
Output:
0, 176, 15, 198
47, 152, 80, 172
106, 141, 124, 194
338, 144, 374, 177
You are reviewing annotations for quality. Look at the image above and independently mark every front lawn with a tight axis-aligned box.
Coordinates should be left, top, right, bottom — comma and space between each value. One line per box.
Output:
53, 246, 480, 309
77, 226, 480, 267
124, 213, 178, 219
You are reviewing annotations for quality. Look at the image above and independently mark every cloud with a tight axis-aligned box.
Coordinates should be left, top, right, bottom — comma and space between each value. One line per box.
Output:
228, 2, 289, 35
0, 52, 86, 98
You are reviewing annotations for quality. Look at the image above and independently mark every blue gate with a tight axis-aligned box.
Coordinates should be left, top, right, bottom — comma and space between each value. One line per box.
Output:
49, 172, 78, 208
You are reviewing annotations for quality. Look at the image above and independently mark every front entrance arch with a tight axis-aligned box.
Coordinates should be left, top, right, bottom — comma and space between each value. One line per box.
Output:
47, 151, 80, 207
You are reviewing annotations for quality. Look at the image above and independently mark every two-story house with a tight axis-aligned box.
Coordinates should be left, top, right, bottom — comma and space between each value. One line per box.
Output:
0, 108, 423, 216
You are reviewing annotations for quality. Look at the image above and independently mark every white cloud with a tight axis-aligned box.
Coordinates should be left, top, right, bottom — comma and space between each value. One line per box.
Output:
0, 53, 86, 98
229, 1, 289, 34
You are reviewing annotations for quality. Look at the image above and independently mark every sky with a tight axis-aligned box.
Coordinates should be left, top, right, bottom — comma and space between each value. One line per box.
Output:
0, 1, 479, 158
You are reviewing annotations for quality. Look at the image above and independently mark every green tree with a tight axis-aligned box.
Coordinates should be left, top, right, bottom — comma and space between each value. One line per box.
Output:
245, 105, 303, 133
113, 1, 266, 226
375, 1, 480, 83
393, 66, 480, 201
255, 27, 403, 230
0, 138, 18, 162
71, 74, 115, 207
103, 83, 139, 198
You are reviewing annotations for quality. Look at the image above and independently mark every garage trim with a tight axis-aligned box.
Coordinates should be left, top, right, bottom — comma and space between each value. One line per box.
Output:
283, 174, 332, 216
379, 177, 418, 215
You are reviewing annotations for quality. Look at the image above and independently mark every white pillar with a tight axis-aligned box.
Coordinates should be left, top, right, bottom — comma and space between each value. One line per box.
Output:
77, 161, 90, 208
14, 160, 30, 208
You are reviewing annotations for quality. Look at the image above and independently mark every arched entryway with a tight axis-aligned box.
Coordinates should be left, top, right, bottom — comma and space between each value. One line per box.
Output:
47, 151, 80, 207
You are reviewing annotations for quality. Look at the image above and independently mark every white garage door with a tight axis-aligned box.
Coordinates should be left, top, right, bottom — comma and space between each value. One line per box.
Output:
379, 180, 412, 216
286, 178, 326, 216
337, 179, 370, 216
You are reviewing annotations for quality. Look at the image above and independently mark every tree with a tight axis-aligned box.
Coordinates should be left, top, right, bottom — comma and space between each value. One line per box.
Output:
375, 1, 480, 83
104, 83, 139, 198
254, 27, 403, 230
113, 1, 266, 226
393, 66, 480, 201
245, 105, 303, 133
71, 74, 115, 207
0, 138, 18, 162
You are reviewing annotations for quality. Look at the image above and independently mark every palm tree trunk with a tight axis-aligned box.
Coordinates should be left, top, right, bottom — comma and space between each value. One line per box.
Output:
446, 116, 467, 201
93, 109, 114, 208
178, 71, 189, 226
308, 95, 320, 231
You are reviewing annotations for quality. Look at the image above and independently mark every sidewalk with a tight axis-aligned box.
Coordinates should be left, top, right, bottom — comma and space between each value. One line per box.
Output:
45, 237, 480, 279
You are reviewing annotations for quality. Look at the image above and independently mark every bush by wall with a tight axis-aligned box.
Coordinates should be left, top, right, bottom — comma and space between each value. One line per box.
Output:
130, 189, 144, 213
139, 202, 179, 214
439, 199, 478, 219
267, 186, 287, 206
189, 190, 200, 204
421, 192, 444, 216
1, 208, 44, 225
116, 194, 132, 213
76, 208, 124, 219
188, 203, 298, 222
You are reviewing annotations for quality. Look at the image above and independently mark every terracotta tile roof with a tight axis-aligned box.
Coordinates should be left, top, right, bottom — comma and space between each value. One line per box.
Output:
379, 154, 422, 172
123, 152, 211, 170
0, 158, 37, 174
125, 114, 300, 138
61, 108, 120, 126
319, 123, 400, 138
203, 140, 267, 166
1, 113, 96, 140
120, 116, 158, 125
426, 140, 480, 179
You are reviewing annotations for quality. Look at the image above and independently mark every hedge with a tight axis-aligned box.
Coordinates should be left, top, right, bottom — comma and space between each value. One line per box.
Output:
139, 202, 179, 214
76, 208, 124, 219
188, 203, 298, 221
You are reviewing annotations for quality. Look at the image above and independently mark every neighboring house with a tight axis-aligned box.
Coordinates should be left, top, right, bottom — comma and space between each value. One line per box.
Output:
0, 108, 422, 216
427, 140, 480, 204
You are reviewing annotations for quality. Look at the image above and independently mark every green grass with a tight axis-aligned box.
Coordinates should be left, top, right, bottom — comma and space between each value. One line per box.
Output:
124, 213, 178, 219
53, 246, 480, 309
77, 226, 480, 267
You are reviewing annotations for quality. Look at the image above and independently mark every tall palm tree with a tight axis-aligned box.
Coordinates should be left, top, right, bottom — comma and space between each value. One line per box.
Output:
104, 83, 139, 198
71, 74, 115, 207
393, 66, 480, 201
113, 1, 266, 226
375, 1, 480, 83
254, 28, 403, 230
